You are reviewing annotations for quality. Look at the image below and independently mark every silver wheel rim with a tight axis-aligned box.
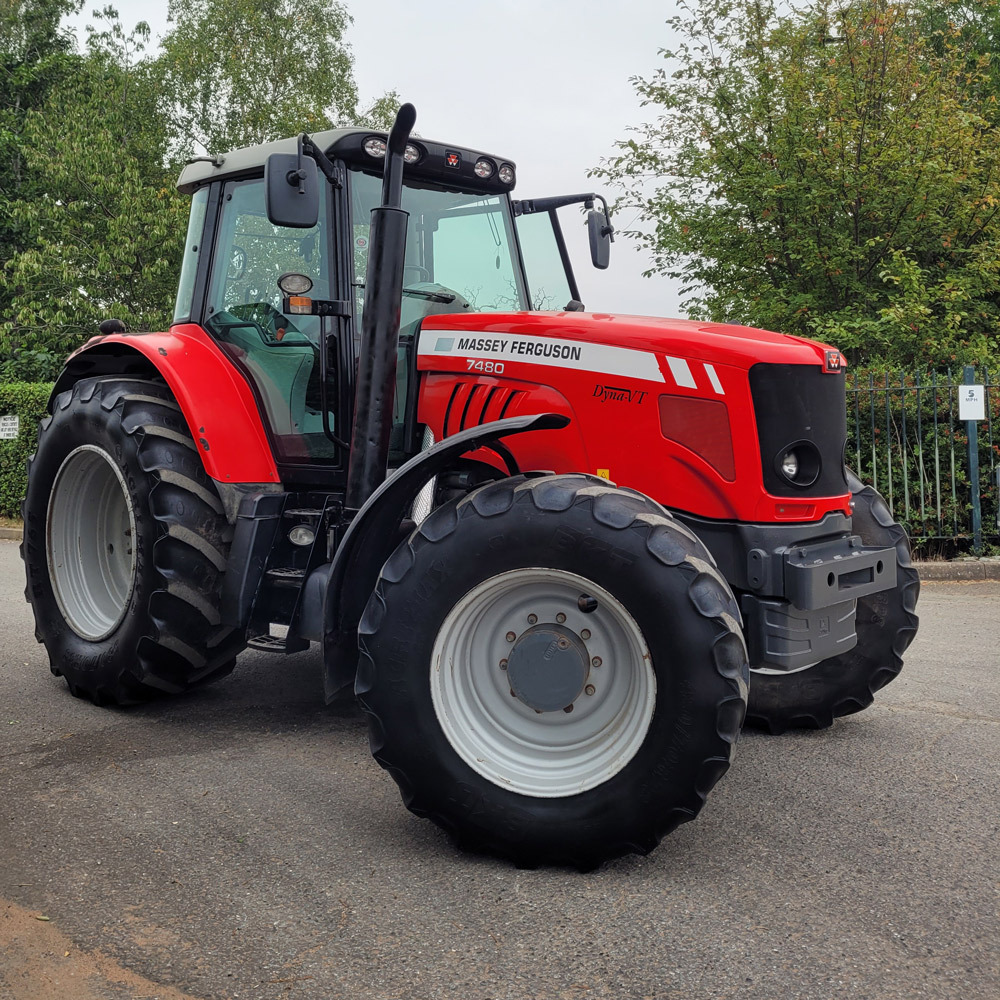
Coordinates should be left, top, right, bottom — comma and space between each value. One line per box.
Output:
430, 568, 656, 797
46, 444, 137, 640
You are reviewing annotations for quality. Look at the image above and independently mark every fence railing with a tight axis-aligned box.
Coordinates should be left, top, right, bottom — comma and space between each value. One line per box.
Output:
846, 366, 999, 554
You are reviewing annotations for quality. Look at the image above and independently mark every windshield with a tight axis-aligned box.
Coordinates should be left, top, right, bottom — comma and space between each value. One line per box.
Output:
349, 168, 529, 326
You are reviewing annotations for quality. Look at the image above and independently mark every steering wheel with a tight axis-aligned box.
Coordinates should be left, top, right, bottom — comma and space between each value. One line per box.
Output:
226, 301, 299, 344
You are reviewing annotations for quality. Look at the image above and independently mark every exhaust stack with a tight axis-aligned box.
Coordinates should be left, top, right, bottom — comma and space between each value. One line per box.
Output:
345, 103, 417, 509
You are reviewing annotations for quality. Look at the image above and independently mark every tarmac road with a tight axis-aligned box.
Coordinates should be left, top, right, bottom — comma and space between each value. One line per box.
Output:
1, 536, 997, 1000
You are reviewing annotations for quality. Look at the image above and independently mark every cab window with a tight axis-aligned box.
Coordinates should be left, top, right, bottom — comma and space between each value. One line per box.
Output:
204, 177, 337, 464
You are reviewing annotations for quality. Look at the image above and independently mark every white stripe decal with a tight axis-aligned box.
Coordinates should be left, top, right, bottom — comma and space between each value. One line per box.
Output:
704, 363, 725, 395
418, 329, 665, 383
665, 356, 697, 389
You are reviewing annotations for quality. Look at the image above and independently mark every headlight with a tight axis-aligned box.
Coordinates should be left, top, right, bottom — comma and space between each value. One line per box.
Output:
780, 450, 799, 480
775, 441, 820, 487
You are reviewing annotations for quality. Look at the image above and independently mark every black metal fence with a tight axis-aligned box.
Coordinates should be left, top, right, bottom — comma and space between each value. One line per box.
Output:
847, 366, 1000, 555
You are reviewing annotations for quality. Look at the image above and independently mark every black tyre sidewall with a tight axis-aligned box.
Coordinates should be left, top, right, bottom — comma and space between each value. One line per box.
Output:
24, 384, 161, 700
24, 378, 242, 702
359, 478, 747, 865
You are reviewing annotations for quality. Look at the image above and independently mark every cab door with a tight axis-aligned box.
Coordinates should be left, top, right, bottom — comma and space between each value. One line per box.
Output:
202, 175, 345, 474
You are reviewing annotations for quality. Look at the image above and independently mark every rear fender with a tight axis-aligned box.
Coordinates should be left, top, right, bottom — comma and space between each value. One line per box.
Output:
321, 412, 570, 699
52, 325, 279, 484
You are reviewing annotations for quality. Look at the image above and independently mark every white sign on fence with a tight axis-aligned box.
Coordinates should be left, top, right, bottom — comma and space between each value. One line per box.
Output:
0, 414, 19, 440
959, 385, 986, 422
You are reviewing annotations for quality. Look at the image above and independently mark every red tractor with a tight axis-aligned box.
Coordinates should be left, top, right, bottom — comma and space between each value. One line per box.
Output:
22, 106, 918, 868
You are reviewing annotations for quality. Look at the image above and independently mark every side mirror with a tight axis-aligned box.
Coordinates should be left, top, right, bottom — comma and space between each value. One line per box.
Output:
588, 209, 612, 269
265, 152, 319, 229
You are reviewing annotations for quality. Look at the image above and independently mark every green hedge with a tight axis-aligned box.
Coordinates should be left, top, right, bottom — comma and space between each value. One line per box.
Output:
0, 383, 53, 519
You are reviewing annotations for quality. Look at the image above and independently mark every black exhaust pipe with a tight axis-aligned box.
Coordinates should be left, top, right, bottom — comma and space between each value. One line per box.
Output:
345, 102, 417, 509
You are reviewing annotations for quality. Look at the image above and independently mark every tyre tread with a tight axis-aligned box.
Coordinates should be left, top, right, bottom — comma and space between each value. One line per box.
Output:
357, 473, 749, 868
23, 377, 243, 704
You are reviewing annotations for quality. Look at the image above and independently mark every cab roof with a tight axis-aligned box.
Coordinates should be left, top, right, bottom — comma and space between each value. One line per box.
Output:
176, 127, 517, 196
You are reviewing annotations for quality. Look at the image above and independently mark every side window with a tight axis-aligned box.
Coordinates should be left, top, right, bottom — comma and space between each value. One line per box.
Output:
516, 210, 576, 311
173, 187, 209, 324
204, 178, 337, 464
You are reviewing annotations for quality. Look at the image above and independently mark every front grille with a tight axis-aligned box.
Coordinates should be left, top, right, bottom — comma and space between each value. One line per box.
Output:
749, 363, 848, 498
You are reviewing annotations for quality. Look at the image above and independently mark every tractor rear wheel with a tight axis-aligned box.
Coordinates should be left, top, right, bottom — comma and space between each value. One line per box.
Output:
356, 474, 749, 869
22, 377, 244, 704
745, 472, 919, 733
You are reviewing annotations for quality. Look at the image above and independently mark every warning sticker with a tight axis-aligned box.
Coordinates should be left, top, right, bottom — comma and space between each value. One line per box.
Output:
0, 415, 19, 440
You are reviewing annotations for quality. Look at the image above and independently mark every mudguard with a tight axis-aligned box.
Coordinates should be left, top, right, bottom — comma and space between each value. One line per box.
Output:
321, 412, 570, 699
51, 324, 279, 484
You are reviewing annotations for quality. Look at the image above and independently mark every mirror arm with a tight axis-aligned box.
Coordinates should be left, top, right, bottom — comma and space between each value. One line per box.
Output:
515, 192, 615, 241
298, 133, 342, 189
515, 192, 600, 215
595, 195, 615, 242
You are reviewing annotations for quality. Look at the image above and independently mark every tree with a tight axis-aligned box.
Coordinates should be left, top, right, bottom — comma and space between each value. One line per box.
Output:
0, 1, 82, 301
597, 0, 1000, 366
0, 1, 397, 381
0, 9, 187, 379
153, 0, 393, 156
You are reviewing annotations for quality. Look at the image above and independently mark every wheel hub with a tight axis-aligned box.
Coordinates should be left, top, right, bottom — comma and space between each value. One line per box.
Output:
429, 567, 656, 797
506, 624, 590, 712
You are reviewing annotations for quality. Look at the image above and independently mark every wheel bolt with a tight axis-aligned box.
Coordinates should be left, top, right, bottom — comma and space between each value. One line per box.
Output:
563, 704, 574, 713
556, 612, 566, 624
581, 629, 591, 640
527, 613, 538, 625
585, 684, 596, 696
592, 656, 602, 667
499, 658, 508, 670
505, 631, 516, 642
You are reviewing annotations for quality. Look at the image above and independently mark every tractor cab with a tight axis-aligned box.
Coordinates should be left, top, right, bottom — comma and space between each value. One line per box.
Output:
174, 128, 610, 486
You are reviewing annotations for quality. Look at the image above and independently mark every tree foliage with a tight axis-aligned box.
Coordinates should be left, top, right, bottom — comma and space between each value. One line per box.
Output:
0, 0, 396, 382
153, 0, 389, 156
597, 0, 1000, 366
0, 10, 186, 378
0, 1, 82, 298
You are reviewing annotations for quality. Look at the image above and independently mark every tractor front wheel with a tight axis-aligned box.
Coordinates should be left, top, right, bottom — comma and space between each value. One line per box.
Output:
356, 474, 749, 869
745, 471, 920, 733
22, 378, 244, 704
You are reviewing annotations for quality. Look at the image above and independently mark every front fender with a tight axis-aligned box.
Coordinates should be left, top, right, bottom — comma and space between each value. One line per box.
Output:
321, 412, 570, 699
52, 324, 279, 484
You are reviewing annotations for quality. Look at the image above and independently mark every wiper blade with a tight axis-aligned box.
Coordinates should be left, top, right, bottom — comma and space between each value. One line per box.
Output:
402, 287, 456, 303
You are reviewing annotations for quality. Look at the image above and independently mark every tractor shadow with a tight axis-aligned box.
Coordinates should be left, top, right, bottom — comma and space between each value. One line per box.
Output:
135, 643, 363, 729
23, 644, 365, 776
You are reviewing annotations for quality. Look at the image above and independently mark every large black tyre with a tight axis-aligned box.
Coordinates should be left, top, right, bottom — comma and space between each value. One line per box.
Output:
22, 377, 244, 704
356, 474, 749, 869
745, 471, 920, 733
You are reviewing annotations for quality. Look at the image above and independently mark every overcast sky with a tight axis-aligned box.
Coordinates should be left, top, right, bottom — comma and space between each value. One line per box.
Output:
68, 1, 683, 316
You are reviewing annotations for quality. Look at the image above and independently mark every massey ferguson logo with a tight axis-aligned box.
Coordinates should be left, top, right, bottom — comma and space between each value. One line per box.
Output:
824, 350, 844, 372
593, 384, 647, 404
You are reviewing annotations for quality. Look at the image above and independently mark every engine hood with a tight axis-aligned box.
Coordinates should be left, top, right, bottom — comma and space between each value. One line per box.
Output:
422, 311, 836, 371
